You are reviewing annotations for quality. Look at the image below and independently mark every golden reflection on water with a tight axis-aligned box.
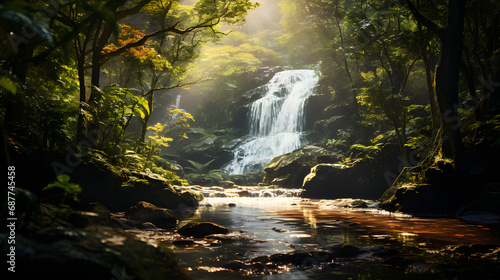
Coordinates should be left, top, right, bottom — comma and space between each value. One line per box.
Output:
302, 209, 317, 228
199, 196, 500, 248
280, 205, 500, 247
397, 232, 419, 247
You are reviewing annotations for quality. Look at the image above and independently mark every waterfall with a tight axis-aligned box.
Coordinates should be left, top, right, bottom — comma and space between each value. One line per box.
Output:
224, 69, 319, 175
174, 94, 181, 109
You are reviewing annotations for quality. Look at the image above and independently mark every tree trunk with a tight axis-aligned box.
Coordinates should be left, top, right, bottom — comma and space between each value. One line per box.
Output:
422, 49, 439, 129
434, 0, 467, 168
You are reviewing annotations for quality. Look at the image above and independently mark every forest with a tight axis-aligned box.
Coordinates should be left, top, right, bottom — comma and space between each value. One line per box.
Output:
1, 0, 500, 279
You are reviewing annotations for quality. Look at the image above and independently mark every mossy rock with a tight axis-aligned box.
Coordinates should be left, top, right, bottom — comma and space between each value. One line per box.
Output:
179, 189, 204, 206
263, 146, 339, 188
0, 205, 188, 280
177, 222, 229, 238
126, 201, 177, 229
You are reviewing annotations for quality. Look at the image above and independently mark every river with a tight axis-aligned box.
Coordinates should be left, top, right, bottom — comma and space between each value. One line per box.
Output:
127, 186, 500, 279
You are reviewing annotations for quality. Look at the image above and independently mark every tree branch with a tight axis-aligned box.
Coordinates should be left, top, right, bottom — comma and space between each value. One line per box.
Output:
101, 15, 221, 63
115, 0, 152, 20
405, 0, 444, 39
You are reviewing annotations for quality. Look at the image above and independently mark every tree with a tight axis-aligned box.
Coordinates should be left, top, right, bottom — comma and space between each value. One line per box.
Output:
50, 0, 258, 142
405, 0, 467, 168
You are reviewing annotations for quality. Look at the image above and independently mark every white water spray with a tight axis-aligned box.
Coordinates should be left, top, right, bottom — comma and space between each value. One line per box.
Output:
224, 69, 319, 175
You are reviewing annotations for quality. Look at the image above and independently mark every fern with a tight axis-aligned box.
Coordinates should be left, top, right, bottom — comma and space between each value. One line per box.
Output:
185, 159, 215, 174
347, 143, 382, 159
184, 160, 228, 185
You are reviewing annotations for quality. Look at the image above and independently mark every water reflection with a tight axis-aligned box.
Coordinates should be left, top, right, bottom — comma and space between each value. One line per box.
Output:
302, 209, 317, 229
140, 187, 500, 279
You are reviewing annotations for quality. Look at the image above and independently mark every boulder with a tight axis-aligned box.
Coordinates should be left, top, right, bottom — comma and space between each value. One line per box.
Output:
302, 163, 352, 197
302, 163, 385, 199
263, 146, 339, 188
0, 215, 188, 280
13, 151, 203, 212
301, 144, 402, 199
379, 159, 474, 215
379, 181, 467, 215
302, 163, 391, 199
177, 222, 229, 238
126, 201, 177, 229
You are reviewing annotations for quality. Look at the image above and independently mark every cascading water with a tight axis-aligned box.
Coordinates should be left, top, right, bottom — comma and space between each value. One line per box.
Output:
224, 69, 319, 175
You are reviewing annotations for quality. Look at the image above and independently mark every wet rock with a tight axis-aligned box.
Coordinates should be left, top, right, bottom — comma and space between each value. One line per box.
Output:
329, 244, 363, 258
205, 233, 251, 244
228, 203, 237, 207
350, 200, 368, 208
89, 201, 111, 218
214, 192, 227, 197
210, 186, 225, 192
177, 222, 229, 238
220, 181, 235, 188
270, 252, 314, 266
263, 146, 339, 188
379, 181, 468, 215
302, 164, 373, 199
308, 249, 334, 263
340, 199, 368, 208
0, 225, 188, 280
205, 234, 236, 244
223, 260, 247, 271
173, 239, 196, 246
126, 201, 177, 229
238, 190, 252, 197
303, 144, 401, 200
272, 227, 287, 232
179, 190, 204, 207
379, 159, 474, 215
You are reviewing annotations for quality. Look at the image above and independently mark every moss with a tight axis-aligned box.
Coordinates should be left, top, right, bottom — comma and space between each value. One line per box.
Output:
82, 149, 187, 187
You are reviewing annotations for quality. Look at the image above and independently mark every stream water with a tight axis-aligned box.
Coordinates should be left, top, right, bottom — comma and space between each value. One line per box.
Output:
128, 187, 500, 280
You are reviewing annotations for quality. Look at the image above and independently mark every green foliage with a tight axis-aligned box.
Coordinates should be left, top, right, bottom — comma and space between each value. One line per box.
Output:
185, 159, 215, 174
465, 114, 500, 148
43, 175, 82, 205
85, 84, 149, 148
347, 143, 383, 160
0, 73, 19, 95
184, 159, 228, 185
83, 148, 188, 187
